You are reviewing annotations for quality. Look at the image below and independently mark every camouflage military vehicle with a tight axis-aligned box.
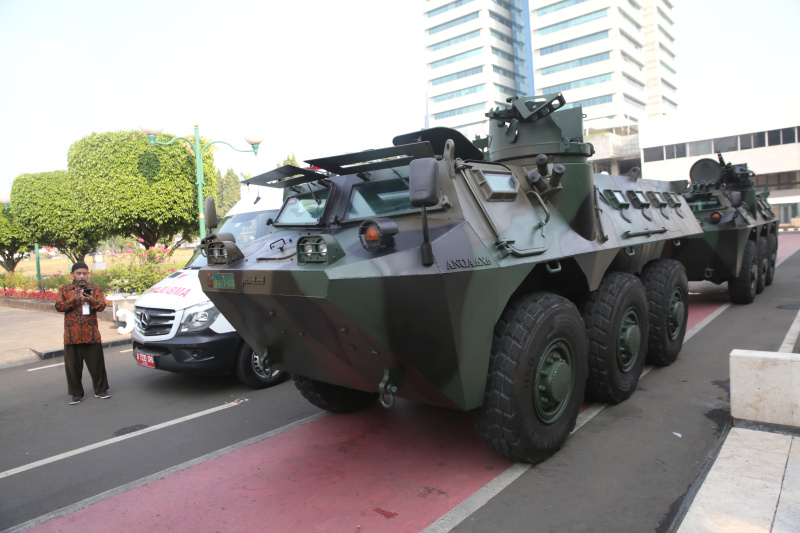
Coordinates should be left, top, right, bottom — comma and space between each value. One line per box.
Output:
199, 93, 703, 463
672, 154, 778, 304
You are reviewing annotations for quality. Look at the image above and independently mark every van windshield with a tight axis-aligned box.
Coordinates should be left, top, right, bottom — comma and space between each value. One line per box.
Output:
185, 210, 274, 268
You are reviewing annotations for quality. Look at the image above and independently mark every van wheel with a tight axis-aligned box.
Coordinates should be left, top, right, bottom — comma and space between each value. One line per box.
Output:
476, 292, 587, 464
755, 237, 768, 294
581, 272, 648, 404
640, 259, 688, 366
293, 375, 378, 413
235, 343, 286, 389
765, 234, 777, 286
728, 240, 758, 304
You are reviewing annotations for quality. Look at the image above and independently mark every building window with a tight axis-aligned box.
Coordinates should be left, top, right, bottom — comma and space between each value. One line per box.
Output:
688, 140, 712, 156
620, 31, 642, 51
643, 147, 664, 162
782, 127, 796, 144
431, 48, 482, 69
429, 30, 481, 52
660, 60, 676, 75
434, 102, 486, 120
562, 94, 613, 109
433, 84, 485, 103
492, 65, 519, 80
492, 47, 522, 63
754, 132, 766, 148
541, 52, 610, 75
539, 9, 608, 36
622, 51, 643, 71
489, 11, 514, 29
490, 29, 517, 46
495, 83, 517, 96
660, 43, 675, 59
540, 31, 609, 56
536, 0, 589, 17
624, 94, 645, 111
768, 129, 781, 146
432, 66, 484, 86
659, 25, 675, 43
429, 12, 480, 35
624, 74, 645, 91
427, 0, 476, 18
541, 73, 611, 93
664, 143, 685, 159
713, 136, 738, 153
739, 134, 752, 150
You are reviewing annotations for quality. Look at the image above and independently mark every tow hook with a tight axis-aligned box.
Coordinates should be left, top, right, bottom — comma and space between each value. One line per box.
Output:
378, 368, 400, 409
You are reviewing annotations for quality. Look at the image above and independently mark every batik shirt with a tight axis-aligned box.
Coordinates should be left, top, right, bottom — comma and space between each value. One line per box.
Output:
55, 283, 108, 345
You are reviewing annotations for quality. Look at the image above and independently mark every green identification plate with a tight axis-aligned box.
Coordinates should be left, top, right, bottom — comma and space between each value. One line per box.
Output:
212, 273, 236, 289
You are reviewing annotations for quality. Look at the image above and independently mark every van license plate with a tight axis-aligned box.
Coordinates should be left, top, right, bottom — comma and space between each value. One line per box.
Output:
136, 352, 155, 368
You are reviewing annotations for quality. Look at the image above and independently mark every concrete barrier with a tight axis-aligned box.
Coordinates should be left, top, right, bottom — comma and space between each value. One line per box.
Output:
730, 349, 800, 428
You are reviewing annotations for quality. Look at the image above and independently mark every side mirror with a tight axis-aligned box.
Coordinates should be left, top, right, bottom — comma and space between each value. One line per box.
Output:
729, 191, 743, 208
409, 158, 440, 207
408, 158, 440, 267
204, 196, 218, 231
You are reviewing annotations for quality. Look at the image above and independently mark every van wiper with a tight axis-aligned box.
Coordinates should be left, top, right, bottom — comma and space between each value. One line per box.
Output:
307, 183, 320, 205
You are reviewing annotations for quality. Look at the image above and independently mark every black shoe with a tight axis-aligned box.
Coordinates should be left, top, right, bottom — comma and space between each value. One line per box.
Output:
95, 391, 111, 399
70, 395, 83, 405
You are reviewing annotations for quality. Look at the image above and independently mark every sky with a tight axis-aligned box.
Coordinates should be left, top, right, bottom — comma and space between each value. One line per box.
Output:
1, 0, 798, 209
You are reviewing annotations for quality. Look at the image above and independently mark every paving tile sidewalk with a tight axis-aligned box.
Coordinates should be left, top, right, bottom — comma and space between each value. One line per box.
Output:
0, 305, 131, 369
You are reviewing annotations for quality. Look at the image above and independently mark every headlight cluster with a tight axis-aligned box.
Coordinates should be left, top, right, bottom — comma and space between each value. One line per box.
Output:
179, 300, 221, 333
207, 242, 227, 263
296, 235, 345, 265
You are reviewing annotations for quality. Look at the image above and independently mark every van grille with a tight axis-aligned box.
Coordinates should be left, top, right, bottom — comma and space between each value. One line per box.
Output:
134, 307, 176, 336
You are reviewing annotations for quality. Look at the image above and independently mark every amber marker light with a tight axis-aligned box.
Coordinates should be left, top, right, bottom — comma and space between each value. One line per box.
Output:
359, 218, 399, 252
710, 212, 722, 224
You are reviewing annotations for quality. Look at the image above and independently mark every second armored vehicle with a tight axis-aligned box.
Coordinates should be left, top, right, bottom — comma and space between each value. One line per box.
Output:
199, 94, 703, 463
673, 154, 778, 304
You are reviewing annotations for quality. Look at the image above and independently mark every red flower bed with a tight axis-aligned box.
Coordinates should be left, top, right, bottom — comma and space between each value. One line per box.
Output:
0, 289, 58, 301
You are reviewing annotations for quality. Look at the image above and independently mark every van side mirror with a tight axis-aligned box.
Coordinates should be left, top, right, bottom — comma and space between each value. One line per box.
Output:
729, 191, 743, 208
409, 158, 440, 207
204, 196, 218, 231
408, 158, 440, 267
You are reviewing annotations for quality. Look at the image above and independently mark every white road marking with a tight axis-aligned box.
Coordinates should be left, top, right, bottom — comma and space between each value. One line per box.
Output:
27, 363, 64, 372
779, 308, 800, 353
119, 349, 132, 353
0, 399, 247, 480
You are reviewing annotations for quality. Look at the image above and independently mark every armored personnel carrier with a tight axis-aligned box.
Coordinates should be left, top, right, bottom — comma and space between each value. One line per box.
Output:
672, 154, 778, 304
199, 93, 703, 463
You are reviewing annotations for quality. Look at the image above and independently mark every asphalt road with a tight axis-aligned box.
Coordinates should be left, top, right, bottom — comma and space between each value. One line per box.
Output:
1, 237, 798, 532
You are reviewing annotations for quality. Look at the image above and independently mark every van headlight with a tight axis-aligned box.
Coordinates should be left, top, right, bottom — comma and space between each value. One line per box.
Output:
179, 301, 221, 333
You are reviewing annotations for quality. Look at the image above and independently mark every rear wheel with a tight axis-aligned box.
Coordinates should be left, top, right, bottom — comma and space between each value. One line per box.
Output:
235, 343, 287, 389
476, 292, 587, 464
755, 237, 768, 294
640, 259, 689, 366
765, 233, 777, 286
581, 272, 648, 403
728, 240, 758, 304
293, 375, 378, 413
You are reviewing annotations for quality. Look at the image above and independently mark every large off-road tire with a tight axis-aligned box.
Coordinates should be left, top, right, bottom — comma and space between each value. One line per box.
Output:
728, 240, 758, 304
293, 375, 378, 413
235, 343, 287, 389
581, 272, 648, 404
755, 237, 768, 294
640, 259, 689, 367
476, 292, 587, 464
765, 233, 778, 286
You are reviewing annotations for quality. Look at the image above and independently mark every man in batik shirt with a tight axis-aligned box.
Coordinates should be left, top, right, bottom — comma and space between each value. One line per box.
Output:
55, 261, 111, 405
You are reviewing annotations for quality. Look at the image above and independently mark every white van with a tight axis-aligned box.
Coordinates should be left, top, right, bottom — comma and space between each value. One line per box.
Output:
131, 194, 284, 388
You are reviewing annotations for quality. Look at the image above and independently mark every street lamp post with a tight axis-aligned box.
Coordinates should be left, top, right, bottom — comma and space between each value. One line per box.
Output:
140, 124, 262, 239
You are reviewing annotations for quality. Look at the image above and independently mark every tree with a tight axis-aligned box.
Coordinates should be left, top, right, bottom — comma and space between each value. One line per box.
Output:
216, 168, 241, 214
279, 153, 300, 167
11, 171, 105, 263
0, 208, 33, 272
67, 130, 217, 250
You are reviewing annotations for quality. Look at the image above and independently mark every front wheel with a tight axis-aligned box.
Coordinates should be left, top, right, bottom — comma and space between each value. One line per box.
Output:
235, 343, 287, 389
640, 259, 689, 367
476, 292, 587, 464
765, 233, 777, 286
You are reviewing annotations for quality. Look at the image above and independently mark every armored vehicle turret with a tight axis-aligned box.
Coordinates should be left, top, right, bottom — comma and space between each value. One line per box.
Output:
671, 154, 778, 304
199, 94, 703, 463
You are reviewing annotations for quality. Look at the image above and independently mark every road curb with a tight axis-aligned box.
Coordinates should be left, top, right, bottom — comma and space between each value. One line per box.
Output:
31, 338, 133, 361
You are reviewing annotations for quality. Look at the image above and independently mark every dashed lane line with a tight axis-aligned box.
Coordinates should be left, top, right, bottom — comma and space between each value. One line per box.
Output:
0, 399, 247, 480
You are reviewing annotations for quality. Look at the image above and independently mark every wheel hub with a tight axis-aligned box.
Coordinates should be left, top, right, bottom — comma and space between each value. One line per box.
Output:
668, 290, 685, 340
534, 339, 575, 424
617, 308, 641, 372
